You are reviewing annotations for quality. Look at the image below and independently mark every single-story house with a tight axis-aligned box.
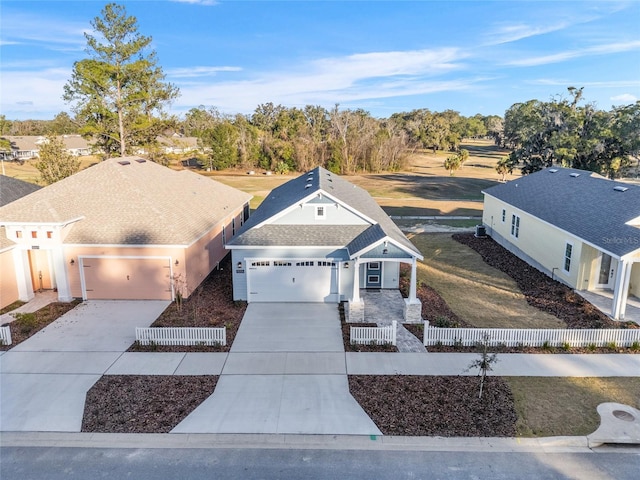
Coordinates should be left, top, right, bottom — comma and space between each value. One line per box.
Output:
0, 135, 92, 160
0, 176, 42, 309
226, 167, 424, 322
0, 157, 251, 303
482, 167, 640, 320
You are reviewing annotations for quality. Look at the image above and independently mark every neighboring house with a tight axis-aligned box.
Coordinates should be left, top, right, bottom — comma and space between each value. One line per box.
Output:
226, 167, 424, 322
0, 176, 42, 309
482, 167, 640, 320
0, 135, 92, 160
0, 157, 251, 303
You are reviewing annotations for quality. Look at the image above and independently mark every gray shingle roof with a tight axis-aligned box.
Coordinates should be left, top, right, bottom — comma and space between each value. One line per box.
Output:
0, 175, 41, 207
0, 157, 252, 246
482, 167, 640, 258
230, 224, 369, 247
229, 167, 421, 257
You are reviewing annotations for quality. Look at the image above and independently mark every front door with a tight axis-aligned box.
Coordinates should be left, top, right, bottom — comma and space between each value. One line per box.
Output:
365, 262, 382, 288
28, 249, 53, 291
596, 253, 617, 289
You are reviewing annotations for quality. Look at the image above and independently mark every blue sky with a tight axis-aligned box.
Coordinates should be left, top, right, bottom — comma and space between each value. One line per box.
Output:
1, 0, 639, 121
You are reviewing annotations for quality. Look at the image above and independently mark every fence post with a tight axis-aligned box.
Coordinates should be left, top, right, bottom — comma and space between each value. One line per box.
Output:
392, 320, 397, 346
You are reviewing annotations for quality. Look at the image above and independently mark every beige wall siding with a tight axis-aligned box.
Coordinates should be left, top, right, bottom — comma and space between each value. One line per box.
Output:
577, 243, 601, 291
483, 195, 583, 288
0, 249, 19, 309
184, 206, 245, 295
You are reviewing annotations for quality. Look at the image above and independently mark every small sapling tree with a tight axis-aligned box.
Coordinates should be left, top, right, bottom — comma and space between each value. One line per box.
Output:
466, 333, 498, 399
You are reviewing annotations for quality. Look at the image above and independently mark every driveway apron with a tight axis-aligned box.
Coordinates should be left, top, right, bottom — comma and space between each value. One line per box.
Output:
0, 300, 168, 432
172, 303, 382, 435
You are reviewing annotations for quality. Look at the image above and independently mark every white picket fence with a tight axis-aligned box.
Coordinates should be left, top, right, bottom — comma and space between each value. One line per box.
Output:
136, 327, 226, 346
423, 326, 640, 347
351, 320, 397, 346
0, 326, 12, 346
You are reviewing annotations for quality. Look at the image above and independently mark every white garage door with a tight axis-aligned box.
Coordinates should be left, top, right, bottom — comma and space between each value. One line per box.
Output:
247, 259, 338, 302
82, 257, 172, 300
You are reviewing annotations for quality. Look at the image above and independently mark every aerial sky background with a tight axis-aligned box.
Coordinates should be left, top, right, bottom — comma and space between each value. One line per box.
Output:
1, 0, 639, 121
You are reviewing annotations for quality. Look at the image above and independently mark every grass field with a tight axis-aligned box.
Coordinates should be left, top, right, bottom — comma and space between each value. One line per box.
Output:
409, 233, 566, 329
507, 377, 640, 437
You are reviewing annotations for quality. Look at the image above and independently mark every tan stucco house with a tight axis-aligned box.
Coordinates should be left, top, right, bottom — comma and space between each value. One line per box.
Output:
0, 157, 251, 304
0, 176, 42, 309
226, 167, 424, 322
482, 167, 640, 320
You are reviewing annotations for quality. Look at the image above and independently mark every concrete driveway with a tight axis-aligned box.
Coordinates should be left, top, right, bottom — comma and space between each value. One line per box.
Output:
173, 303, 381, 435
0, 300, 168, 432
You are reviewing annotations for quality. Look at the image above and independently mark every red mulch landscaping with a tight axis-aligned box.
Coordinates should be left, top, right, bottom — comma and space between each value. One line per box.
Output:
82, 375, 217, 433
349, 375, 517, 436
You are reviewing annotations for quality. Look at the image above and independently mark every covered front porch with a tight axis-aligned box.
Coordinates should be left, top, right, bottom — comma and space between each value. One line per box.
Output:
577, 290, 640, 326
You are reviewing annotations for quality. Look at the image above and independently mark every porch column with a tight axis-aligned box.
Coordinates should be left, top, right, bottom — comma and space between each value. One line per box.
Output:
403, 257, 422, 323
409, 257, 418, 303
351, 258, 361, 302
51, 247, 73, 302
347, 258, 364, 322
612, 260, 632, 320
12, 248, 34, 302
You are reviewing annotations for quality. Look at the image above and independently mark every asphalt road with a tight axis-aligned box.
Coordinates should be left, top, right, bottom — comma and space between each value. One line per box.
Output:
2, 447, 639, 479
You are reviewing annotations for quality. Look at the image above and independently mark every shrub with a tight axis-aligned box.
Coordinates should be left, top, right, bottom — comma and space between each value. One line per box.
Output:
587, 343, 597, 352
562, 341, 571, 351
631, 341, 640, 352
541, 340, 552, 351
14, 312, 38, 335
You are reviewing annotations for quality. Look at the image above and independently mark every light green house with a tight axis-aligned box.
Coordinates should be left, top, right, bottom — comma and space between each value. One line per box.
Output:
482, 167, 640, 321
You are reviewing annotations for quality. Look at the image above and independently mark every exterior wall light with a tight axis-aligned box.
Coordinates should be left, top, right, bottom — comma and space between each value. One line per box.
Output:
344, 262, 350, 269
175, 260, 179, 266
70, 258, 75, 265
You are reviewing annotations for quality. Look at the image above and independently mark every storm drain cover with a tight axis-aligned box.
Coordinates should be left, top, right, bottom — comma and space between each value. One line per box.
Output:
612, 410, 635, 422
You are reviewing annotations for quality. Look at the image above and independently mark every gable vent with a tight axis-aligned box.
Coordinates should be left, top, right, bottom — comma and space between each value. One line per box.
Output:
549, 168, 558, 173
614, 186, 628, 192
569, 172, 581, 178
305, 183, 312, 189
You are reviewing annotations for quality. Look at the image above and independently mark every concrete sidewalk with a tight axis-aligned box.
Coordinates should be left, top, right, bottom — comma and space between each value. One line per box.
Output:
0, 301, 169, 432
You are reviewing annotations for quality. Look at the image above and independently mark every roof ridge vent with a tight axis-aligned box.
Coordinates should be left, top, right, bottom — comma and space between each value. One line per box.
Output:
549, 168, 558, 173
569, 172, 581, 177
613, 185, 628, 192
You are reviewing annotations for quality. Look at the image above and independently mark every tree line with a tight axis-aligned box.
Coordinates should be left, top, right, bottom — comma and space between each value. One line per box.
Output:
499, 87, 640, 179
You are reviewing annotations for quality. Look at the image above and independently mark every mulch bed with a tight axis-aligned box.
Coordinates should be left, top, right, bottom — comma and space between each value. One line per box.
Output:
452, 233, 636, 329
127, 256, 247, 352
339, 302, 397, 352
82, 375, 218, 433
349, 375, 517, 436
0, 300, 81, 351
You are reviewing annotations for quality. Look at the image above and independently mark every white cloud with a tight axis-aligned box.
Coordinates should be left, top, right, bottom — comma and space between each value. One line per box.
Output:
0, 68, 72, 118
611, 94, 638, 104
530, 79, 640, 88
0, 12, 87, 50
173, 48, 476, 114
166, 66, 242, 78
485, 21, 571, 45
506, 40, 640, 67
171, 0, 218, 5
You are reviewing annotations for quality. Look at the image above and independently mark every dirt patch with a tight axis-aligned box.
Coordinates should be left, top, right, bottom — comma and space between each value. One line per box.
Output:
128, 256, 246, 352
453, 233, 635, 329
349, 375, 517, 436
82, 375, 217, 433
0, 300, 81, 350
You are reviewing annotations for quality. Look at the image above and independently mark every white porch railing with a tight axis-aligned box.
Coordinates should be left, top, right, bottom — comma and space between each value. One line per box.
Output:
351, 320, 397, 346
423, 326, 640, 347
0, 326, 12, 346
135, 327, 226, 346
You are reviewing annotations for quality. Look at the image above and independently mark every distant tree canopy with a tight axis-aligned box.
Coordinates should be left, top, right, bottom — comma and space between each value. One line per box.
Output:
502, 88, 640, 178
